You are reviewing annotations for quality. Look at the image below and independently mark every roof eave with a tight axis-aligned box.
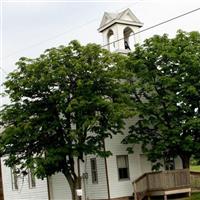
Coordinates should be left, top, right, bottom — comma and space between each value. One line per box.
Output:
98, 19, 143, 33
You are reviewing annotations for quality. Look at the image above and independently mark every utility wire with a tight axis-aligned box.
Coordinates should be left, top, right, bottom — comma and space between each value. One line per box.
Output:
4, 3, 137, 60
1, 6, 200, 75
0, 67, 8, 76
4, 18, 98, 59
1, 3, 137, 75
102, 7, 200, 48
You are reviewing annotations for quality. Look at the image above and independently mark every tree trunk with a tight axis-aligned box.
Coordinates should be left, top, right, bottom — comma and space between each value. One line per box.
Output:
77, 158, 82, 200
71, 183, 77, 200
63, 171, 78, 200
180, 154, 190, 169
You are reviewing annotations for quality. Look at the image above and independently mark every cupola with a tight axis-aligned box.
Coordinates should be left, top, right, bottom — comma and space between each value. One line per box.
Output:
98, 8, 143, 54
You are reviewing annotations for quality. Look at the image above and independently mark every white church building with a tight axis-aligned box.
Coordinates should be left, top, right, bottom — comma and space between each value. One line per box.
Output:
1, 8, 183, 200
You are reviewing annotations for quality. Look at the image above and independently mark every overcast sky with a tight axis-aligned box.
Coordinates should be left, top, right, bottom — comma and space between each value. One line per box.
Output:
1, 0, 200, 105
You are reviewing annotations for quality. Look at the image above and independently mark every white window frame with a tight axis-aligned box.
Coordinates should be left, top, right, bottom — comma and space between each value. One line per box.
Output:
28, 169, 36, 188
11, 166, 19, 190
116, 155, 130, 181
90, 158, 98, 184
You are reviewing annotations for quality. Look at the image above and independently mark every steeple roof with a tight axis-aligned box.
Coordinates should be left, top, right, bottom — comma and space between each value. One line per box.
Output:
98, 8, 143, 32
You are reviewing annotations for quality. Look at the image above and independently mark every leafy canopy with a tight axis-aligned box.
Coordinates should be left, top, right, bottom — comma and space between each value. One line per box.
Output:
0, 41, 131, 179
124, 30, 200, 169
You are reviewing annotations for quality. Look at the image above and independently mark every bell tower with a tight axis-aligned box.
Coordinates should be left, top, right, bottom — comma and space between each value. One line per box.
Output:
98, 8, 143, 54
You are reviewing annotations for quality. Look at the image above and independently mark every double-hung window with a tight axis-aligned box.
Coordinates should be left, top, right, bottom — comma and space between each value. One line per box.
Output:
11, 166, 18, 190
28, 169, 36, 188
116, 155, 129, 180
90, 158, 98, 184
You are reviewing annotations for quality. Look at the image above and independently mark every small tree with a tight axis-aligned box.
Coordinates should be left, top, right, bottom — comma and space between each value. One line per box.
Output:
124, 30, 200, 169
0, 41, 131, 200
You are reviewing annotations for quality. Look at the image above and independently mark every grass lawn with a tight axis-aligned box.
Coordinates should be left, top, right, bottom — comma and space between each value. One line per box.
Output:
151, 193, 200, 200
190, 165, 200, 172
183, 192, 200, 200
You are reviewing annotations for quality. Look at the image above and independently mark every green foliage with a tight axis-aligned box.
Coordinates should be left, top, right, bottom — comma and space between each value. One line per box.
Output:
124, 30, 200, 169
190, 165, 200, 172
189, 193, 200, 200
0, 41, 131, 182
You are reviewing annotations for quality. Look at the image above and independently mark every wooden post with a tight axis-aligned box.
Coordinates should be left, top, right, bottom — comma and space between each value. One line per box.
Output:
133, 182, 137, 200
46, 176, 51, 200
103, 140, 111, 200
77, 158, 81, 200
147, 174, 150, 200
146, 174, 150, 191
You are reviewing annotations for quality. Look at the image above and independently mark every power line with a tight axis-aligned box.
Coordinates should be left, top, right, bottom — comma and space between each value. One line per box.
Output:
4, 18, 99, 59
4, 3, 137, 60
102, 7, 200, 48
0, 67, 8, 76
1, 6, 200, 76
1, 3, 137, 75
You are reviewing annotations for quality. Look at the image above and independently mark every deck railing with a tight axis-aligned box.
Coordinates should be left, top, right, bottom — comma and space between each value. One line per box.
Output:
190, 171, 200, 190
133, 174, 148, 200
133, 169, 190, 200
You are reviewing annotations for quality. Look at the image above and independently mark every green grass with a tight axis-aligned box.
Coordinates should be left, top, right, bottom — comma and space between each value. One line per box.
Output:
183, 192, 200, 200
190, 165, 200, 172
151, 193, 200, 200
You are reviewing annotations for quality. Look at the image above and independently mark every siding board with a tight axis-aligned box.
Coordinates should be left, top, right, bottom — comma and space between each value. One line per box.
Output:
1, 159, 49, 200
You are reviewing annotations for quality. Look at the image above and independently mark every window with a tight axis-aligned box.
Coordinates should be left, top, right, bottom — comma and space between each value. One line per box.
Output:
90, 158, 98, 184
107, 29, 115, 52
123, 27, 134, 50
164, 157, 175, 170
117, 155, 129, 180
28, 169, 36, 188
11, 166, 18, 190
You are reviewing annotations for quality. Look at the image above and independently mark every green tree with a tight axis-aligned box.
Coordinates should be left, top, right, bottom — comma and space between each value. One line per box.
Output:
0, 41, 130, 200
124, 30, 200, 169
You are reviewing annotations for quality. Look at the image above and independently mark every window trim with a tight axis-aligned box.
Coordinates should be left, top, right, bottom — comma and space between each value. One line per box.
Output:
90, 158, 98, 184
116, 155, 130, 181
28, 169, 36, 189
11, 166, 19, 191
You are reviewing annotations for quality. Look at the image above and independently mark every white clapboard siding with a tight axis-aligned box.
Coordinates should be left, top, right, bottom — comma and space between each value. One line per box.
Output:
105, 133, 143, 199
49, 155, 108, 200
104, 118, 183, 199
1, 116, 183, 200
1, 159, 49, 200
103, 118, 141, 199
174, 157, 183, 169
49, 173, 71, 200
84, 155, 108, 200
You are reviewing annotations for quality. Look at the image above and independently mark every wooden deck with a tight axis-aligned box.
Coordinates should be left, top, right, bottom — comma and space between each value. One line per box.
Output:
190, 171, 200, 191
133, 169, 191, 200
